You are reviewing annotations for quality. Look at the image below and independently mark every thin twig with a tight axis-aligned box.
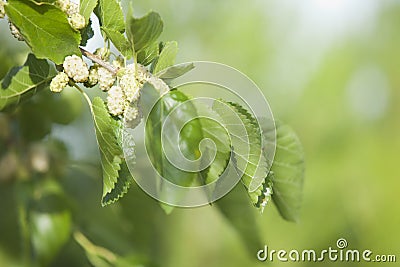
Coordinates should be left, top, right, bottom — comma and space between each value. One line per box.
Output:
79, 47, 118, 75
71, 82, 93, 112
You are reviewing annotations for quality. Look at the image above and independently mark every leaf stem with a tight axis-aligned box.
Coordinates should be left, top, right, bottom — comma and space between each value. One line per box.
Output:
71, 82, 93, 112
79, 47, 118, 75
73, 231, 117, 264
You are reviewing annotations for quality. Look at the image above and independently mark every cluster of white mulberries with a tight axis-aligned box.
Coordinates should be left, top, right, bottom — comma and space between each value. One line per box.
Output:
0, 1, 5, 19
50, 55, 91, 93
105, 64, 151, 121
50, 72, 69, 93
57, 0, 86, 31
47, 44, 168, 129
82, 48, 116, 90
63, 55, 89, 83
8, 22, 24, 41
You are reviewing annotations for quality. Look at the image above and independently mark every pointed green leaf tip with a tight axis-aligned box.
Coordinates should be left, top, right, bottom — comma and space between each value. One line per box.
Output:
91, 97, 134, 206
5, 0, 81, 64
0, 54, 56, 111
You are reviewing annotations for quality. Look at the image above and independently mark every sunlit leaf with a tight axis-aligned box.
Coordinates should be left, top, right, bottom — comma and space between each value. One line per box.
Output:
101, 27, 133, 59
5, 0, 81, 64
79, 0, 98, 24
95, 0, 125, 33
126, 11, 163, 52
0, 54, 56, 111
153, 41, 178, 74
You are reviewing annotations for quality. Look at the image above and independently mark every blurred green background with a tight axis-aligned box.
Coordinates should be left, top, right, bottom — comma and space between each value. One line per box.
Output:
1, 0, 399, 266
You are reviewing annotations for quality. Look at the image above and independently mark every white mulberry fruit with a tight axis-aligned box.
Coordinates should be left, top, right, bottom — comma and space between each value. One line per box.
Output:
107, 86, 125, 116
66, 1, 78, 16
84, 66, 99, 87
0, 1, 5, 19
98, 67, 115, 91
119, 73, 141, 102
56, 0, 78, 16
9, 22, 24, 41
56, 0, 70, 12
136, 66, 150, 85
50, 72, 69, 93
63, 55, 89, 83
124, 103, 142, 129
68, 13, 86, 31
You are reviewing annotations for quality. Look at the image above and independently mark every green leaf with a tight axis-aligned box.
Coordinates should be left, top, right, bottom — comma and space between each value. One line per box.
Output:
216, 184, 262, 255
0, 54, 56, 111
80, 19, 95, 46
157, 62, 195, 80
95, 0, 125, 33
91, 97, 133, 206
79, 0, 98, 24
126, 11, 163, 53
31, 211, 71, 266
137, 42, 159, 66
103, 120, 135, 206
95, 0, 130, 58
212, 100, 269, 205
262, 121, 305, 222
145, 90, 203, 213
195, 104, 231, 185
5, 0, 81, 64
101, 27, 133, 59
153, 41, 178, 74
